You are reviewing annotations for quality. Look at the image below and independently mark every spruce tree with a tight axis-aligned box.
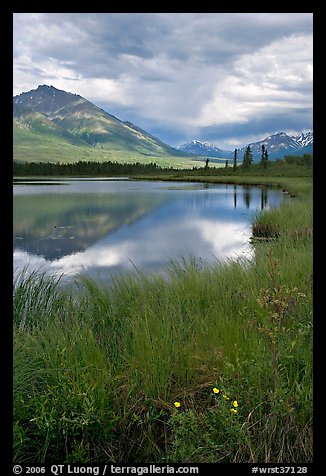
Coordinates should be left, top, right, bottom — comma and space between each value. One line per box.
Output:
261, 144, 265, 165
260, 144, 269, 168
242, 145, 253, 168
233, 148, 237, 171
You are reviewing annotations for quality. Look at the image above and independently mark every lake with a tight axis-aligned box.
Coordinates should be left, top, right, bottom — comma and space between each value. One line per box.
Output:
13, 178, 287, 285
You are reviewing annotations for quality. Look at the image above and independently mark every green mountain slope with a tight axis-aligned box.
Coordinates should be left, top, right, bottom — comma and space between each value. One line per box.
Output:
13, 85, 195, 167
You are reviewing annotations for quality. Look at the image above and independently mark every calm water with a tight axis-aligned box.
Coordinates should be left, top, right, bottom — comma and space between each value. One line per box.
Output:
13, 178, 287, 284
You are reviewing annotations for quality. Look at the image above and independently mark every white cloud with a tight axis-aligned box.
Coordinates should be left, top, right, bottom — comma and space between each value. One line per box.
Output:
13, 13, 313, 145
194, 34, 313, 128
13, 56, 129, 106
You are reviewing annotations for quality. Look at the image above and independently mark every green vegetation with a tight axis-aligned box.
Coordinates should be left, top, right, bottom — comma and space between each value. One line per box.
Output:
161, 154, 313, 180
13, 121, 197, 169
13, 89, 199, 169
242, 145, 254, 168
13, 163, 313, 463
13, 160, 174, 177
13, 153, 312, 177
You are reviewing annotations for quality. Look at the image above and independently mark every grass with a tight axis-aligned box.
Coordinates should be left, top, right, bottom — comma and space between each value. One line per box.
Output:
13, 122, 197, 169
13, 174, 313, 463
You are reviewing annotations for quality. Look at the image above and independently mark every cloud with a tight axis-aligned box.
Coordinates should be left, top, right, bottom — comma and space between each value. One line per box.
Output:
14, 211, 254, 283
194, 34, 313, 127
13, 13, 313, 147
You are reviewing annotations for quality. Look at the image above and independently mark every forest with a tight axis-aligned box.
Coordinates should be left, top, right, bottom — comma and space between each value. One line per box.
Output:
13, 153, 312, 177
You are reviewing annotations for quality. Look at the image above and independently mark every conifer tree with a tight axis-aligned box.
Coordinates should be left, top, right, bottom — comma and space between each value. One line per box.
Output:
242, 145, 253, 168
260, 144, 269, 168
233, 148, 237, 171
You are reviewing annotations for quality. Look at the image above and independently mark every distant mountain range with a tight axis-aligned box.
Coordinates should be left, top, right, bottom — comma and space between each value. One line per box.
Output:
178, 131, 313, 161
13, 84, 194, 166
177, 140, 228, 159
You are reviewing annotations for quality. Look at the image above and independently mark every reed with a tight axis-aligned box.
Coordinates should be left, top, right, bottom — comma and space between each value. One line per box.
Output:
13, 177, 313, 463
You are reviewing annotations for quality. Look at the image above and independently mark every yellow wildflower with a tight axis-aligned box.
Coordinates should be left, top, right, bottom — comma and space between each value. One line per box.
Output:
174, 402, 181, 408
233, 400, 238, 407
230, 408, 238, 414
213, 388, 220, 394
223, 394, 230, 400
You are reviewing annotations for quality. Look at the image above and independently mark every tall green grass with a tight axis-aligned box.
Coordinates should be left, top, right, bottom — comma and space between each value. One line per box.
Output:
13, 178, 313, 463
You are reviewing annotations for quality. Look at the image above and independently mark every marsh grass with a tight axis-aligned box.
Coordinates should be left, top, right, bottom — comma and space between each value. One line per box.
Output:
13, 267, 67, 331
252, 194, 312, 241
13, 177, 313, 463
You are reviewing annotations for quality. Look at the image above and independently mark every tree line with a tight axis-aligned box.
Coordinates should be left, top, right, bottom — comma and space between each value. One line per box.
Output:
13, 160, 173, 176
230, 146, 312, 170
13, 151, 312, 178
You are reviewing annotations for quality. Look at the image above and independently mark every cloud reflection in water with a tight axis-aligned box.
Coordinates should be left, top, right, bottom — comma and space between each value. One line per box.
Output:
13, 181, 283, 283
14, 208, 253, 282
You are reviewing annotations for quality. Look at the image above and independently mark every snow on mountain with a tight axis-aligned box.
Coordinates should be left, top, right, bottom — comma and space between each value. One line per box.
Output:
293, 131, 313, 147
245, 132, 300, 153
237, 131, 313, 160
178, 131, 313, 161
177, 140, 232, 158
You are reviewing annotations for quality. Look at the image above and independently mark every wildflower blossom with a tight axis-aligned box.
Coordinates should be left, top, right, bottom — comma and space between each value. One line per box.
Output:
213, 388, 220, 394
230, 408, 238, 414
223, 394, 230, 400
174, 402, 181, 408
233, 400, 238, 407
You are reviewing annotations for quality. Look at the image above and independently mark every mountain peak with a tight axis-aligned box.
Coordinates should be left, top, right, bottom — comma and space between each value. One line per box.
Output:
240, 131, 313, 160
13, 84, 84, 117
177, 140, 231, 158
36, 84, 63, 94
292, 131, 313, 147
178, 130, 313, 161
13, 84, 184, 160
37, 84, 55, 89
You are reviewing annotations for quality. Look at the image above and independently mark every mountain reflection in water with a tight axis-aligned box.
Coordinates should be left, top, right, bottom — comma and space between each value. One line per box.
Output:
13, 179, 286, 283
